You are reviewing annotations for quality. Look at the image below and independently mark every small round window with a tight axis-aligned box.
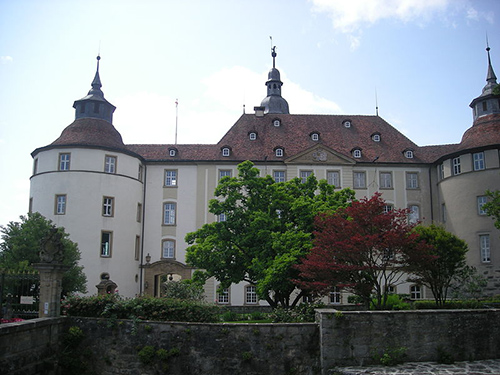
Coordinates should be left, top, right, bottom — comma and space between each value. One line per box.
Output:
344, 121, 351, 128
273, 119, 281, 127
169, 149, 176, 157
311, 133, 319, 141
249, 132, 257, 140
372, 134, 381, 142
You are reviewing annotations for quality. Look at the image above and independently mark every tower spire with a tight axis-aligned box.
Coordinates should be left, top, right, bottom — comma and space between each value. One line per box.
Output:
485, 40, 497, 86
259, 42, 289, 114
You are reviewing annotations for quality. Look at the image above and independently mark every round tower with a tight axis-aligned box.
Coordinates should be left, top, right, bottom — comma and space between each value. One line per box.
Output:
30, 57, 144, 297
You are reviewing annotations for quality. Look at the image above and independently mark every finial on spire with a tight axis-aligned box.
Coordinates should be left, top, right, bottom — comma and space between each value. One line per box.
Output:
270, 36, 277, 68
96, 55, 101, 72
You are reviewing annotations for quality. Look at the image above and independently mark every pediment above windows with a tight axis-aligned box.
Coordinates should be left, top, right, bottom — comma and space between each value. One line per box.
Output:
285, 145, 355, 165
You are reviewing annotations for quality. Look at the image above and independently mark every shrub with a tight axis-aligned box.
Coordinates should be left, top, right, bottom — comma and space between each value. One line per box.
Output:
370, 294, 411, 310
270, 303, 324, 323
373, 347, 407, 366
221, 310, 239, 322
62, 295, 221, 322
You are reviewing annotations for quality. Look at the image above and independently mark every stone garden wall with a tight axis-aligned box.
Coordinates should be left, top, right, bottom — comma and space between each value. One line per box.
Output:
317, 309, 500, 370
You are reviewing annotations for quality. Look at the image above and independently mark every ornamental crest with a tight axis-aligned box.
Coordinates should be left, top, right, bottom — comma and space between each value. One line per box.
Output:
312, 149, 327, 162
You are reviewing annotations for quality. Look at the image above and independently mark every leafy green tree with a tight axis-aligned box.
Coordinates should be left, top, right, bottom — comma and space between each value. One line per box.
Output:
484, 189, 500, 230
0, 213, 87, 295
185, 161, 355, 308
407, 224, 468, 306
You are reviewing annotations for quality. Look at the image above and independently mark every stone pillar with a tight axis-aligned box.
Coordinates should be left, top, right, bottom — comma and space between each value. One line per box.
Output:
33, 263, 70, 317
96, 273, 118, 295
33, 227, 69, 318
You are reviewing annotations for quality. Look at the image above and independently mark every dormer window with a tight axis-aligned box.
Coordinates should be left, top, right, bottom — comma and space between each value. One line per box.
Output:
273, 119, 281, 127
274, 147, 284, 157
404, 150, 414, 159
352, 149, 362, 158
311, 132, 320, 141
343, 120, 351, 128
372, 133, 381, 142
222, 147, 231, 157
169, 148, 177, 157
249, 132, 257, 141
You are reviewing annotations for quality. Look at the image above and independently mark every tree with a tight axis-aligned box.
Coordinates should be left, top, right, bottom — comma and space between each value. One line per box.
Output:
185, 161, 355, 308
297, 193, 427, 309
0, 213, 87, 295
484, 189, 500, 230
407, 224, 469, 306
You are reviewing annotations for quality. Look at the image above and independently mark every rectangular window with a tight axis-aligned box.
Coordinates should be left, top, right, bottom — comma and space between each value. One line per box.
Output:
441, 204, 446, 223
137, 203, 143, 222
101, 231, 112, 257
300, 170, 313, 183
473, 152, 485, 171
406, 172, 419, 189
102, 197, 114, 217
477, 196, 488, 215
138, 165, 143, 181
59, 153, 71, 171
383, 205, 393, 214
55, 195, 66, 215
164, 170, 177, 186
163, 203, 176, 225
379, 172, 392, 189
327, 171, 340, 188
410, 285, 422, 300
353, 171, 366, 189
135, 235, 140, 261
162, 240, 175, 259
245, 285, 257, 304
217, 288, 229, 304
480, 234, 491, 263
439, 164, 445, 180
408, 205, 420, 224
219, 170, 232, 180
329, 287, 341, 305
273, 170, 286, 183
218, 213, 227, 222
453, 157, 461, 175
33, 158, 38, 175
104, 155, 117, 174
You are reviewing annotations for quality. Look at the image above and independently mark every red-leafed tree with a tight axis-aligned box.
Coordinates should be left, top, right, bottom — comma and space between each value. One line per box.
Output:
296, 193, 431, 309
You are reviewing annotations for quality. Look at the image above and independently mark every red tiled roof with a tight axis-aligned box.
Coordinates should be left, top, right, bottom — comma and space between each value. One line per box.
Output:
459, 113, 500, 151
51, 118, 127, 150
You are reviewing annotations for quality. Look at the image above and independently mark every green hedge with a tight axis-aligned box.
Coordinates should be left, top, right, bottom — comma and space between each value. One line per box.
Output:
62, 294, 221, 322
413, 299, 500, 310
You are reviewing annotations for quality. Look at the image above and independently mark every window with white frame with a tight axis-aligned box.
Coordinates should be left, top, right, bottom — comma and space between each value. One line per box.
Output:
164, 170, 177, 186
406, 172, 419, 189
300, 170, 313, 183
249, 132, 257, 140
329, 287, 341, 304
101, 231, 112, 257
222, 147, 230, 157
273, 170, 285, 183
343, 120, 351, 128
352, 149, 362, 158
163, 203, 176, 225
169, 149, 177, 157
386, 285, 396, 294
219, 170, 232, 180
245, 285, 257, 304
59, 153, 71, 171
439, 164, 445, 180
452, 157, 461, 175
273, 119, 281, 127
275, 148, 284, 157
383, 204, 393, 214
102, 197, 114, 217
477, 196, 488, 215
327, 171, 340, 188
372, 134, 381, 142
480, 234, 491, 263
353, 171, 366, 189
217, 288, 229, 304
138, 165, 143, 181
410, 285, 422, 299
104, 155, 117, 173
405, 150, 414, 159
135, 235, 140, 261
218, 213, 227, 222
408, 205, 420, 224
311, 133, 319, 141
379, 172, 392, 189
55, 195, 66, 215
473, 152, 485, 171
162, 239, 175, 259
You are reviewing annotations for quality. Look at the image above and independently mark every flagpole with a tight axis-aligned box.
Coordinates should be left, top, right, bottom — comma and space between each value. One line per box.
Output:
175, 99, 178, 145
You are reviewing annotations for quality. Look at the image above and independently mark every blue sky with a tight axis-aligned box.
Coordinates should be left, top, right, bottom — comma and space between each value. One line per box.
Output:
0, 0, 498, 227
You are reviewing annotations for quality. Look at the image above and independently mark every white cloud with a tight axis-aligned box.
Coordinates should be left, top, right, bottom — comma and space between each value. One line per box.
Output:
310, 0, 451, 33
1, 56, 13, 64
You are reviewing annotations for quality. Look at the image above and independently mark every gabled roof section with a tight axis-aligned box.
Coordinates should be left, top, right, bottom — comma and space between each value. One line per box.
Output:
285, 144, 356, 165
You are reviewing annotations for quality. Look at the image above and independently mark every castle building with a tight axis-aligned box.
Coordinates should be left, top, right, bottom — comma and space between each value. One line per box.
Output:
30, 47, 500, 304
